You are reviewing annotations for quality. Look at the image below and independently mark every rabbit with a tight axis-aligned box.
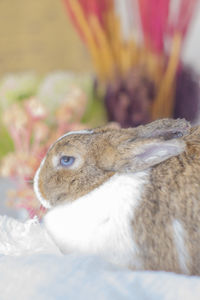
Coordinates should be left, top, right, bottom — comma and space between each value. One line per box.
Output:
34, 118, 200, 275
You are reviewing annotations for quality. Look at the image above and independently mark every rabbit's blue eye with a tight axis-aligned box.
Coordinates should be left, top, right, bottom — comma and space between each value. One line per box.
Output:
60, 156, 75, 167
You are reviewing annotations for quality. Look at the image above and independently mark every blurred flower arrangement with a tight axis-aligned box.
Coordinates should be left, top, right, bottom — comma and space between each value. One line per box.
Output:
63, 0, 200, 127
0, 72, 106, 218
1, 0, 200, 218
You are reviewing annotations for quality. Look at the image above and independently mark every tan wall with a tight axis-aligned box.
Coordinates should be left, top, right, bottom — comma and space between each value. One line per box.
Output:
0, 0, 93, 75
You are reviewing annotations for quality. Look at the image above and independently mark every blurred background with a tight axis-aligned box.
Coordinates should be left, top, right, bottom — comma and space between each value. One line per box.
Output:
0, 0, 92, 74
0, 0, 200, 219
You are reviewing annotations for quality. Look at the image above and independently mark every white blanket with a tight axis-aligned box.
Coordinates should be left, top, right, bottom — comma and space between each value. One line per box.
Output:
0, 215, 200, 300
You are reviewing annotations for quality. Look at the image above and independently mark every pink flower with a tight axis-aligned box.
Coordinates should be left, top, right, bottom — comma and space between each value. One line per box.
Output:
3, 104, 28, 132
24, 98, 47, 121
1, 92, 88, 219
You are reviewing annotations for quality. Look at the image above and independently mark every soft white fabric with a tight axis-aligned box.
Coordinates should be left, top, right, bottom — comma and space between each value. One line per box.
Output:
0, 215, 200, 300
0, 215, 60, 256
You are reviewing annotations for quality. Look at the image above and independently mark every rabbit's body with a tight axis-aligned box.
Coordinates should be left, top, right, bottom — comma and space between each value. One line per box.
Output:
34, 119, 200, 275
134, 129, 200, 275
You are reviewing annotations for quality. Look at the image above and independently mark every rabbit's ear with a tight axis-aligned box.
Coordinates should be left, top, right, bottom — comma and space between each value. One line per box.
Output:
113, 138, 186, 173
134, 118, 191, 140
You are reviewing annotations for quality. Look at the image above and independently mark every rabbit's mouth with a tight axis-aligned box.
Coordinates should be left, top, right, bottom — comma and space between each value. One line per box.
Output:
55, 193, 68, 203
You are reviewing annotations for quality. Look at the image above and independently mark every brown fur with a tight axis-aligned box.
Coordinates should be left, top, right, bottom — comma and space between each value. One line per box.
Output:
36, 118, 200, 275
38, 133, 115, 206
132, 126, 200, 275
38, 118, 189, 206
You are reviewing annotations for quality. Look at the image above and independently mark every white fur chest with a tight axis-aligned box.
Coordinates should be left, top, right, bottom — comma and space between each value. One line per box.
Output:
44, 172, 149, 269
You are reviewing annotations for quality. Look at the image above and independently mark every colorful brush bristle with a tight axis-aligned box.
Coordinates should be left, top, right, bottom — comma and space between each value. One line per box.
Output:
174, 66, 200, 123
138, 0, 170, 53
63, 0, 199, 125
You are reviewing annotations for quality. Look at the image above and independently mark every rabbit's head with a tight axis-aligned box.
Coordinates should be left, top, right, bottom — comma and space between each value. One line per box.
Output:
34, 119, 190, 208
